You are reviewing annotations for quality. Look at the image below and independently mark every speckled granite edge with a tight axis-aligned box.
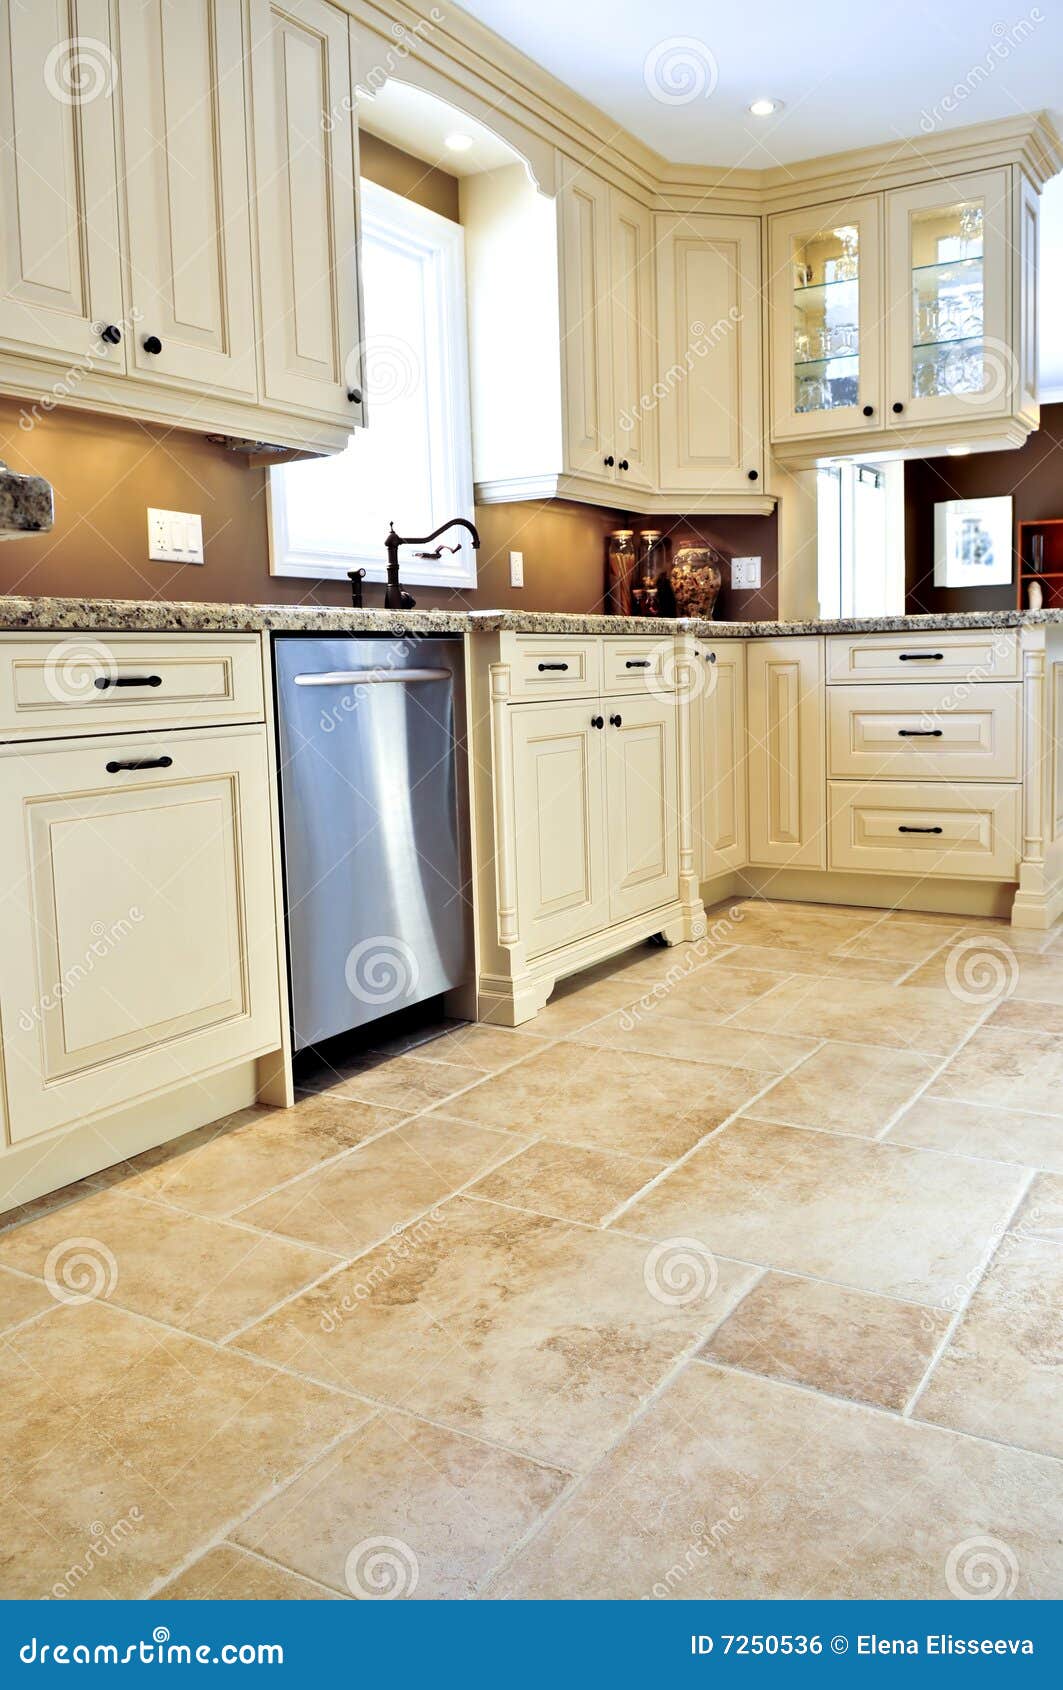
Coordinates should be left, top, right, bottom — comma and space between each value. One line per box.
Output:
0, 595, 1058, 638
0, 469, 53, 541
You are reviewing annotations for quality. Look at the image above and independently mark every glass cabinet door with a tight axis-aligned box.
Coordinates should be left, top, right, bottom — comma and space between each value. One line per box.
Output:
769, 195, 882, 440
886, 169, 1009, 425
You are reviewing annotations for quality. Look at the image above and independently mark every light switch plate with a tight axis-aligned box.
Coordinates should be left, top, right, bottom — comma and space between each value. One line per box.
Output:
147, 507, 204, 565
731, 555, 761, 590
509, 550, 524, 587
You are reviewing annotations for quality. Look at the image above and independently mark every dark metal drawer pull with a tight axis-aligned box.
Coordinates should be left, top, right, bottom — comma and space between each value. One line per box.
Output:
898, 652, 943, 661
625, 660, 650, 669
609, 713, 622, 727
105, 756, 174, 774
537, 662, 569, 672
94, 674, 163, 689
897, 728, 943, 737
898, 824, 943, 834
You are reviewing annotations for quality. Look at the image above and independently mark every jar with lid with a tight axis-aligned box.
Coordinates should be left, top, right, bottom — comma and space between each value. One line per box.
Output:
605, 529, 637, 615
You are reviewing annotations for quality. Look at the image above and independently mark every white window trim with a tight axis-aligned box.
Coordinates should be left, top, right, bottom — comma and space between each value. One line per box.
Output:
268, 179, 476, 588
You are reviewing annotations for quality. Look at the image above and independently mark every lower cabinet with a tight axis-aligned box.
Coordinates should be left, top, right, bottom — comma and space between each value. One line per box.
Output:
0, 726, 281, 1141
746, 637, 827, 869
695, 642, 747, 876
605, 694, 680, 923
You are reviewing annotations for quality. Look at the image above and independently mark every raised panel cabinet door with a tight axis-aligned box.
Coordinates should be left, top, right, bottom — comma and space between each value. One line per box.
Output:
0, 0, 125, 371
558, 162, 614, 480
697, 644, 747, 876
655, 212, 763, 493
885, 169, 1010, 426
604, 693, 679, 924
746, 637, 827, 868
247, 0, 363, 425
768, 194, 882, 443
114, 0, 256, 395
509, 700, 610, 957
0, 727, 281, 1142
608, 188, 657, 493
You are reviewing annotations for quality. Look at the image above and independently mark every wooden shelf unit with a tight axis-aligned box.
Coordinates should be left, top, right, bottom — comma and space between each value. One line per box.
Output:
1017, 518, 1063, 607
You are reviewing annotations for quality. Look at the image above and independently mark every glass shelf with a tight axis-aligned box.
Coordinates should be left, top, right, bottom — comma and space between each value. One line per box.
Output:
912, 334, 982, 353
912, 256, 983, 277
794, 352, 859, 369
793, 275, 859, 296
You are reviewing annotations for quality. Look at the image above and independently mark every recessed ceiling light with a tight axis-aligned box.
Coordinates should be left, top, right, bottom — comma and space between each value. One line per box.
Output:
444, 132, 474, 153
946, 444, 972, 456
749, 98, 783, 118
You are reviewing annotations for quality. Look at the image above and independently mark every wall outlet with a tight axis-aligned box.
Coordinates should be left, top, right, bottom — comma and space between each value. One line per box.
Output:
509, 549, 524, 588
731, 555, 762, 591
147, 507, 204, 564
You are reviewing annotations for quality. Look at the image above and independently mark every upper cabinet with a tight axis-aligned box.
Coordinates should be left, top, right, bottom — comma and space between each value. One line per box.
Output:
0, 0, 364, 452
769, 166, 1039, 461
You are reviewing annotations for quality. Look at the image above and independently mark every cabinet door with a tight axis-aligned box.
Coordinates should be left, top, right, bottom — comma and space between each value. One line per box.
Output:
510, 701, 610, 957
0, 728, 281, 1141
604, 693, 679, 924
885, 169, 1010, 426
0, 0, 125, 371
768, 195, 882, 443
247, 0, 363, 425
696, 643, 747, 876
746, 638, 826, 869
655, 213, 763, 492
114, 0, 256, 395
609, 189, 657, 493
558, 164, 614, 480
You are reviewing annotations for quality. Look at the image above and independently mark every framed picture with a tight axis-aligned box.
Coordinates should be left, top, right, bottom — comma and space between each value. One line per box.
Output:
933, 496, 1013, 588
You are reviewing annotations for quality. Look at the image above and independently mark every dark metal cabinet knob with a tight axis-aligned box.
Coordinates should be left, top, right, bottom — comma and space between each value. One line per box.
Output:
705, 650, 717, 663
862, 404, 875, 417
604, 455, 615, 467
591, 715, 604, 729
609, 713, 622, 727
143, 335, 163, 354
892, 401, 904, 414
347, 387, 363, 404
100, 324, 122, 345
747, 468, 759, 481
618, 459, 629, 471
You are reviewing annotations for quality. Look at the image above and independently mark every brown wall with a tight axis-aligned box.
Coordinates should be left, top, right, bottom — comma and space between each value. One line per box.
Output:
905, 403, 1063, 615
359, 131, 460, 223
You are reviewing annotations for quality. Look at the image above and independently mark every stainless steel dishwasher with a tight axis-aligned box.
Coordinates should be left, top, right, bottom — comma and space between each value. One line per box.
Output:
273, 636, 469, 1050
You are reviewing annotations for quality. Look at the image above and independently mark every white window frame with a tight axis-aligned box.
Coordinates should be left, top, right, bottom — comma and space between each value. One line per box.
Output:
817, 459, 905, 618
268, 179, 476, 587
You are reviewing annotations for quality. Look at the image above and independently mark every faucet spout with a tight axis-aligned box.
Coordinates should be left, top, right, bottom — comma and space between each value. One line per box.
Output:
383, 517, 481, 609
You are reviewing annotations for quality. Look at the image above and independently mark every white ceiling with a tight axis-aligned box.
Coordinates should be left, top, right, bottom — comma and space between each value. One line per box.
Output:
359, 79, 520, 175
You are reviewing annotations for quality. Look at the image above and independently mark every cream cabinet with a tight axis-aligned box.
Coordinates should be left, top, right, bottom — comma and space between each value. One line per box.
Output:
605, 693, 680, 923
0, 724, 282, 1142
770, 167, 1039, 459
746, 637, 827, 869
654, 213, 764, 494
693, 641, 747, 877
509, 700, 611, 957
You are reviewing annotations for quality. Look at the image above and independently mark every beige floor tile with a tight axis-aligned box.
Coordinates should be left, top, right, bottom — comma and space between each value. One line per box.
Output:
730, 974, 985, 1055
904, 942, 1063, 1003
467, 1140, 660, 1225
836, 918, 960, 967
423, 1043, 764, 1160
989, 998, 1063, 1033
0, 1188, 335, 1342
751, 1043, 937, 1137
624, 963, 790, 1025
720, 901, 882, 953
102, 1097, 405, 1218
885, 1096, 1063, 1171
0, 1268, 53, 1335
233, 1196, 758, 1470
504, 977, 647, 1039
932, 1026, 1063, 1114
236, 1118, 525, 1256
234, 1412, 571, 1599
703, 1272, 950, 1411
489, 1363, 1063, 1599
616, 1118, 1026, 1305
157, 1545, 341, 1600
712, 944, 903, 984
571, 1004, 815, 1075
0, 1169, 122, 1233
0, 1301, 370, 1597
1012, 1173, 1063, 1241
915, 1231, 1063, 1459
413, 1023, 548, 1072
299, 1050, 486, 1114
593, 940, 727, 986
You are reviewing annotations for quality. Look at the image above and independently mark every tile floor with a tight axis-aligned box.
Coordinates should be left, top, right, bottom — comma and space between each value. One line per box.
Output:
2, 898, 1062, 1601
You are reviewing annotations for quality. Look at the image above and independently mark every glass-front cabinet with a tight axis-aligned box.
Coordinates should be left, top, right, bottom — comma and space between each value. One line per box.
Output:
769, 195, 883, 441
885, 169, 1009, 425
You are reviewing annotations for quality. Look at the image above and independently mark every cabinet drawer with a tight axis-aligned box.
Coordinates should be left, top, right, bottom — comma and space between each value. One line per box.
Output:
827, 629, 1020, 684
602, 636, 673, 694
828, 683, 1022, 782
828, 781, 1020, 881
506, 636, 601, 699
0, 634, 265, 739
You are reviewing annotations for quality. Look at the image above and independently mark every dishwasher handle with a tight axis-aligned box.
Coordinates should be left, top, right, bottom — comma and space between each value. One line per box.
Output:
292, 668, 451, 686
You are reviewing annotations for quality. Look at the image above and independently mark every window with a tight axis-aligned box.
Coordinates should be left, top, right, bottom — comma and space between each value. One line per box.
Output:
817, 459, 905, 618
269, 179, 475, 587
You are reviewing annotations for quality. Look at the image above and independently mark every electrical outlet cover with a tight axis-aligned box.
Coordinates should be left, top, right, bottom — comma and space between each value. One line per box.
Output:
731, 555, 762, 590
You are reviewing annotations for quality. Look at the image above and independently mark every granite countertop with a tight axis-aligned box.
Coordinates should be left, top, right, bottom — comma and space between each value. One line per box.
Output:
0, 594, 1059, 638
0, 467, 53, 542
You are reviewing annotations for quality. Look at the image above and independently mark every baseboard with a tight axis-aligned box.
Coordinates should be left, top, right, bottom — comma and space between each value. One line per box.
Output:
0, 1061, 259, 1216
700, 865, 1017, 921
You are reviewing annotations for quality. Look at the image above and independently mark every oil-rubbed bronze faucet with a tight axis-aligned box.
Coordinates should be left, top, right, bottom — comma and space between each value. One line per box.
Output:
383, 519, 481, 609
